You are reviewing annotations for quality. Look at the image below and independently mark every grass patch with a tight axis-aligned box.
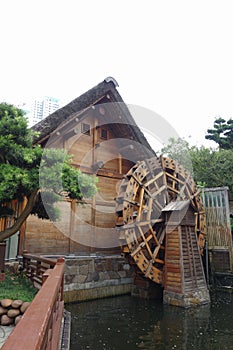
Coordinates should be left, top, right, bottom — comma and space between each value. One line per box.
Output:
0, 272, 38, 301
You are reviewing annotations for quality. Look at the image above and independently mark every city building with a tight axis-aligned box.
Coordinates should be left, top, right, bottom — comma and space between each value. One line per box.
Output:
27, 96, 61, 126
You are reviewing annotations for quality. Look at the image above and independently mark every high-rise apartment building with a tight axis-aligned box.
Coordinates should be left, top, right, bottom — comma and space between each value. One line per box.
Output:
27, 96, 61, 126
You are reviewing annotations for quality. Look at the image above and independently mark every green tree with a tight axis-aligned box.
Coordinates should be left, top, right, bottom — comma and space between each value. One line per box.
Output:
159, 137, 233, 198
159, 137, 193, 174
205, 117, 233, 149
188, 146, 219, 187
0, 103, 98, 242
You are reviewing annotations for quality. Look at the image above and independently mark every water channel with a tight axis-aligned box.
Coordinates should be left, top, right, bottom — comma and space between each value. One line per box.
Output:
66, 292, 233, 350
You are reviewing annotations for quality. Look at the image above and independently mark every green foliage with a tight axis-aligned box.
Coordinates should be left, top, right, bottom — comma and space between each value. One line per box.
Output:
205, 117, 233, 149
188, 146, 218, 188
158, 137, 233, 198
62, 161, 98, 199
159, 137, 193, 174
0, 103, 98, 240
0, 272, 38, 301
0, 102, 32, 148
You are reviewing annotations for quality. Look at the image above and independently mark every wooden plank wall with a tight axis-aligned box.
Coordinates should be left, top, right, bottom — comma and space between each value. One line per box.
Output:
24, 108, 132, 255
164, 226, 182, 293
180, 225, 206, 292
164, 224, 207, 295
0, 199, 26, 232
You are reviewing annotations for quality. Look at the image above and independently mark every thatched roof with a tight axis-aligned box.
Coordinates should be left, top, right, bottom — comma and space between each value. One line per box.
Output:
32, 77, 155, 160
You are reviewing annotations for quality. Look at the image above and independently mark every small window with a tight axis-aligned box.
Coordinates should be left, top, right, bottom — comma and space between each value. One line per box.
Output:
101, 128, 108, 140
81, 122, 91, 136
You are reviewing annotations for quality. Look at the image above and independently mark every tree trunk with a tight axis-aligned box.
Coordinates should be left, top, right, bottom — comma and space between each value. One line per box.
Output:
0, 241, 6, 276
0, 189, 38, 242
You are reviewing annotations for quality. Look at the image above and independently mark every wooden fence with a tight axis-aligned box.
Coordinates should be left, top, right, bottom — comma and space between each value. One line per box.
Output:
202, 187, 233, 272
2, 256, 65, 350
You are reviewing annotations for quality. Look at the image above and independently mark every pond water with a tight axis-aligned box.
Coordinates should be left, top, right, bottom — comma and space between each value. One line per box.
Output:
66, 292, 233, 350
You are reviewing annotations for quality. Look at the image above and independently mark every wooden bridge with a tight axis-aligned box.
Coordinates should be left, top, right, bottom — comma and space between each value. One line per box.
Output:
2, 256, 66, 350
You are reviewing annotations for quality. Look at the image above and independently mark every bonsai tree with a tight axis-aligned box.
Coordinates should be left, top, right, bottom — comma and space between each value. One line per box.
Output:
0, 103, 98, 242
205, 117, 233, 149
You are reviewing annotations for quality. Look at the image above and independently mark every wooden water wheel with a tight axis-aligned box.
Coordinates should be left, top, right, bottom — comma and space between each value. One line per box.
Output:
115, 156, 206, 285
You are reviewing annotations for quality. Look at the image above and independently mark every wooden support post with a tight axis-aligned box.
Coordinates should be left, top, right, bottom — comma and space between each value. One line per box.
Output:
163, 223, 210, 307
118, 153, 122, 174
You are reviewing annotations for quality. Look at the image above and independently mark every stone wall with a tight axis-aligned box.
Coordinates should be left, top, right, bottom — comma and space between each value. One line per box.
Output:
63, 255, 133, 303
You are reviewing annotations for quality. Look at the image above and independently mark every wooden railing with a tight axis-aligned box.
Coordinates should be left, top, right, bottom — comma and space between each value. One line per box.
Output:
22, 251, 57, 287
2, 256, 65, 350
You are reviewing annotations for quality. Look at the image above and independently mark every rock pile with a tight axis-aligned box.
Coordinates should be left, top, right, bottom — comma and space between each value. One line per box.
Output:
0, 299, 31, 326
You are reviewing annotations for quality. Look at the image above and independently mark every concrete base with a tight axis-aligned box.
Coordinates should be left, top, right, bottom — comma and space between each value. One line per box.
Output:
163, 289, 210, 308
64, 283, 132, 303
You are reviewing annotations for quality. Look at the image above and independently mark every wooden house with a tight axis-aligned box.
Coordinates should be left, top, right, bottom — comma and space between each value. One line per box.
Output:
20, 77, 155, 256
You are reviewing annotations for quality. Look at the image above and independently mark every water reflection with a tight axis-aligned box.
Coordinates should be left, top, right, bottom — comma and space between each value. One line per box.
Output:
66, 293, 233, 350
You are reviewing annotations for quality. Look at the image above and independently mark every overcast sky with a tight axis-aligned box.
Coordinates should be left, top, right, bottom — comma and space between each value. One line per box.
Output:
1, 0, 233, 149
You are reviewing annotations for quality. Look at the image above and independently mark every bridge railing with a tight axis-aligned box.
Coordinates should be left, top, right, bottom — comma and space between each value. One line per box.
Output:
22, 251, 57, 286
2, 256, 65, 350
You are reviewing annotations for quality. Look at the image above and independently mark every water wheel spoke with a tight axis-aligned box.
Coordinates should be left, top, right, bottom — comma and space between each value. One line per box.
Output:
123, 199, 140, 206
152, 244, 161, 259
165, 171, 185, 185
137, 226, 153, 257
137, 188, 145, 221
130, 242, 145, 257
144, 171, 164, 187
150, 219, 164, 224
145, 260, 153, 277
167, 185, 180, 194
149, 185, 167, 198
154, 258, 165, 265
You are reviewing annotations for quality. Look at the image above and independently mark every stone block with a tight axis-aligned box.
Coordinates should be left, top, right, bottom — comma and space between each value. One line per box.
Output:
8, 308, 20, 318
15, 315, 22, 325
65, 274, 75, 284
108, 271, 120, 279
95, 262, 105, 272
86, 271, 99, 282
104, 259, 111, 271
77, 274, 87, 283
65, 265, 78, 275
1, 314, 14, 326
78, 259, 92, 266
123, 264, 131, 271
0, 306, 7, 315
118, 271, 126, 278
79, 264, 89, 276
20, 302, 31, 314
11, 300, 23, 309
88, 260, 95, 273
1, 299, 12, 308
99, 272, 110, 281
